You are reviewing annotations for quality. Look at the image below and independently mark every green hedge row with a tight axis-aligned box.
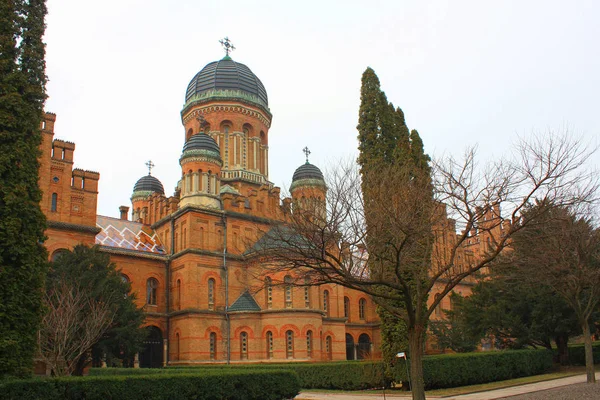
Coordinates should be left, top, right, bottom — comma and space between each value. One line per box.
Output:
0, 370, 300, 400
566, 342, 600, 366
392, 349, 554, 390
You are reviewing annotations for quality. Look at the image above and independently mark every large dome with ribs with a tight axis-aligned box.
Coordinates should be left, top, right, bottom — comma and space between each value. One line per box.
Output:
185, 56, 268, 107
133, 175, 165, 195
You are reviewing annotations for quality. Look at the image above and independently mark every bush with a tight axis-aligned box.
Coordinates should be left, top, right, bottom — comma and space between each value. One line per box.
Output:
393, 349, 553, 390
0, 370, 300, 400
566, 342, 600, 366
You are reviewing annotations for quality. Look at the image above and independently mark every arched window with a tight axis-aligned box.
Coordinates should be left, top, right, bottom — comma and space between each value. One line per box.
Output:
240, 331, 248, 360
344, 296, 350, 319
266, 331, 273, 359
304, 277, 310, 308
146, 278, 158, 305
174, 333, 180, 361
323, 290, 329, 315
358, 333, 371, 360
359, 298, 366, 320
176, 279, 182, 310
51, 193, 58, 212
208, 278, 215, 310
306, 330, 313, 358
284, 275, 293, 308
265, 277, 272, 309
286, 330, 294, 359
325, 336, 332, 360
51, 249, 68, 262
210, 332, 217, 360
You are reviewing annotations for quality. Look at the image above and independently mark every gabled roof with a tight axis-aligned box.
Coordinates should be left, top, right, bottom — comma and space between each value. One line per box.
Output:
229, 291, 261, 312
95, 215, 166, 254
244, 225, 308, 256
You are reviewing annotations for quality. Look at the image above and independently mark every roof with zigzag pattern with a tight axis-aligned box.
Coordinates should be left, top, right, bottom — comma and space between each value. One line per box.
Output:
95, 215, 165, 254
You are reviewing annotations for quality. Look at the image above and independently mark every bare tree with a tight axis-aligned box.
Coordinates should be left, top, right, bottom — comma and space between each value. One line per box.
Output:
37, 281, 116, 376
248, 133, 597, 400
501, 202, 600, 383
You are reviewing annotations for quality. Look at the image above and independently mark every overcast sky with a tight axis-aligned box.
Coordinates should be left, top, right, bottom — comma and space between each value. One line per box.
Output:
44, 0, 599, 218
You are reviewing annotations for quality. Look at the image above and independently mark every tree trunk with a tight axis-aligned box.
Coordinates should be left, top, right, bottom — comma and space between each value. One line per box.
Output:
554, 335, 569, 366
582, 321, 596, 383
408, 324, 427, 400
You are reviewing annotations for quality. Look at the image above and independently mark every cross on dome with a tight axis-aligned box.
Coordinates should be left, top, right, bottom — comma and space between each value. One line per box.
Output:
303, 147, 311, 163
145, 160, 155, 175
219, 37, 235, 57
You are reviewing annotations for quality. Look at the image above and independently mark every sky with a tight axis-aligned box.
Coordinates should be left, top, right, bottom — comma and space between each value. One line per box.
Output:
44, 0, 599, 218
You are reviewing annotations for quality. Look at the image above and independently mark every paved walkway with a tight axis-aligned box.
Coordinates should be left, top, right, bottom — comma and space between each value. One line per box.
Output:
295, 372, 600, 399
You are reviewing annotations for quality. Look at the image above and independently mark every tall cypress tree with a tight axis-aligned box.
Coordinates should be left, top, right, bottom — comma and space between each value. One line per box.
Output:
357, 67, 433, 395
0, 0, 48, 378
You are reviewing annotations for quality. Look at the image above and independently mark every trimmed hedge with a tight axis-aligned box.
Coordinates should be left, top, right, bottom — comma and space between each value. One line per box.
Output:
393, 349, 553, 390
566, 342, 600, 366
0, 370, 300, 400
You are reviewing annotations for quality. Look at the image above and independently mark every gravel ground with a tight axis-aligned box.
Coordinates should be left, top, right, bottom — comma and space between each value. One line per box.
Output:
498, 382, 600, 400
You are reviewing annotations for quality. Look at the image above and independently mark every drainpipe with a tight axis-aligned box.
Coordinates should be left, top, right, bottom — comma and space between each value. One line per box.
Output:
222, 213, 229, 364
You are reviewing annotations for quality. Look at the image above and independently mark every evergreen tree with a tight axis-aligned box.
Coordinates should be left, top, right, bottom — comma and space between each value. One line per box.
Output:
0, 0, 48, 378
357, 67, 433, 396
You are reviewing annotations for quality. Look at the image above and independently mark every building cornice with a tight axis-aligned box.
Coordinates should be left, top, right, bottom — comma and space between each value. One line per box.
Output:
182, 102, 272, 128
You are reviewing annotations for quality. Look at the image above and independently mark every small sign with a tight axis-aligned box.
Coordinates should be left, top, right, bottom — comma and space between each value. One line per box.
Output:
396, 352, 406, 358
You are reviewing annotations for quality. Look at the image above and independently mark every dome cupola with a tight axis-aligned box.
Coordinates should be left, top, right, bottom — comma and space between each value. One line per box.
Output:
132, 174, 165, 199
180, 133, 222, 167
290, 148, 326, 192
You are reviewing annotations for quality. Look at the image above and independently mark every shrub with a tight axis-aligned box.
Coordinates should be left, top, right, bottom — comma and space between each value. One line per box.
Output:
0, 370, 300, 400
393, 349, 553, 390
566, 342, 600, 366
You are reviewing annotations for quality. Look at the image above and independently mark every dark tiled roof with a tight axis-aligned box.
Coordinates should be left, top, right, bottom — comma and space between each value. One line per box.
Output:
133, 175, 165, 195
244, 225, 310, 256
229, 291, 261, 312
182, 133, 221, 156
292, 163, 324, 182
185, 57, 268, 106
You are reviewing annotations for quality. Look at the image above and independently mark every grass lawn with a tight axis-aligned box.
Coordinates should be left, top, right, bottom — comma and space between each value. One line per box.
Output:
301, 365, 596, 397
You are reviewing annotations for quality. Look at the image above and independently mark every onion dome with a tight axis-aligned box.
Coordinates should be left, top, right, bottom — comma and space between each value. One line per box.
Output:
180, 133, 222, 166
183, 56, 269, 113
290, 162, 326, 191
132, 174, 165, 199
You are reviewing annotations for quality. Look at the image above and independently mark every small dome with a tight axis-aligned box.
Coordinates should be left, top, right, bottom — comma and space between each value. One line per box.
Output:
292, 162, 324, 182
185, 56, 268, 108
182, 133, 221, 156
133, 175, 165, 195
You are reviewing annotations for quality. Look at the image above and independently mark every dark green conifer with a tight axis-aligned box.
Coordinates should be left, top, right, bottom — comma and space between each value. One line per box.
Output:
0, 0, 48, 378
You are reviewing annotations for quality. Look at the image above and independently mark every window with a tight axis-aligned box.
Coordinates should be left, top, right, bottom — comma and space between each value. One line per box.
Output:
208, 278, 215, 310
304, 277, 310, 308
265, 277, 272, 308
266, 331, 273, 359
210, 332, 217, 360
359, 298, 366, 320
344, 296, 350, 319
176, 279, 182, 310
240, 332, 248, 360
146, 278, 158, 305
174, 333, 180, 361
434, 293, 442, 316
306, 330, 313, 358
323, 290, 329, 315
286, 330, 294, 359
51, 193, 58, 212
325, 336, 332, 360
284, 275, 293, 308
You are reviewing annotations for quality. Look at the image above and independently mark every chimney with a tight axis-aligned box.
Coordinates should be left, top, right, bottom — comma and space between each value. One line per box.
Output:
119, 206, 129, 221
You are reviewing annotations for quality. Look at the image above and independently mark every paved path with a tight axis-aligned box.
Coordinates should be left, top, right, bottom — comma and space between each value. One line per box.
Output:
295, 372, 600, 400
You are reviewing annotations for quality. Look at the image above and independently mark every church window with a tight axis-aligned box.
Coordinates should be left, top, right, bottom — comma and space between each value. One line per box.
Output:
306, 330, 313, 358
176, 279, 182, 310
146, 278, 158, 305
304, 277, 310, 308
265, 277, 272, 309
183, 228, 187, 248
286, 330, 294, 359
240, 331, 248, 360
284, 275, 293, 308
51, 193, 58, 212
323, 290, 329, 315
325, 336, 332, 360
51, 249, 68, 262
266, 331, 273, 359
359, 298, 366, 320
210, 332, 217, 360
208, 278, 215, 310
344, 296, 350, 319
174, 333, 180, 361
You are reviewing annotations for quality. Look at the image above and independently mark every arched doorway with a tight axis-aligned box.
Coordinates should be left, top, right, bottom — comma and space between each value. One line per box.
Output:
140, 326, 163, 368
357, 333, 371, 360
345, 333, 355, 360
